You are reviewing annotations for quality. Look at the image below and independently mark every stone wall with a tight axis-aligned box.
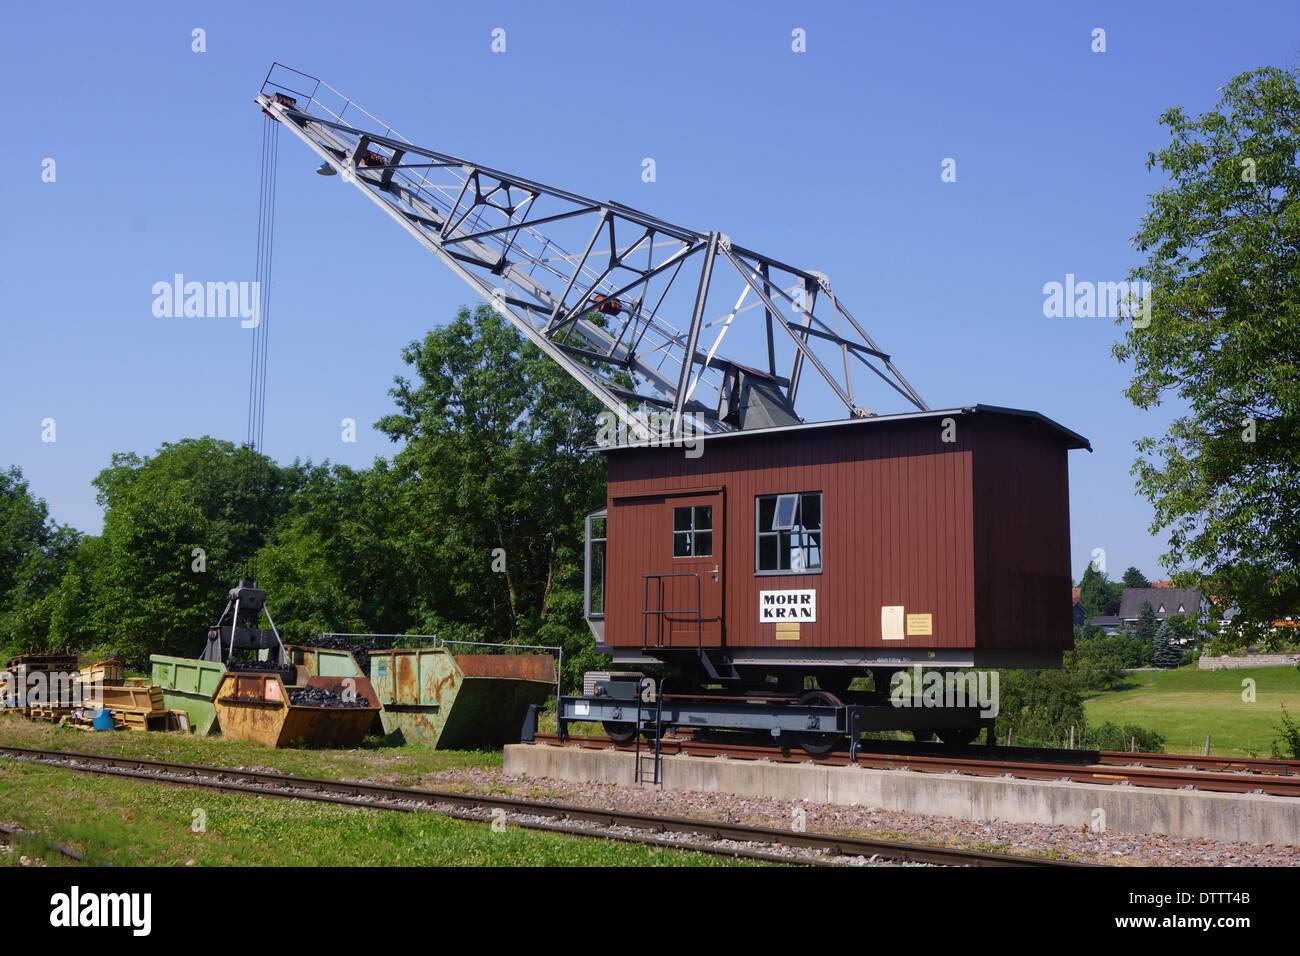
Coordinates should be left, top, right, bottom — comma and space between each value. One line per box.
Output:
1199, 653, 1300, 670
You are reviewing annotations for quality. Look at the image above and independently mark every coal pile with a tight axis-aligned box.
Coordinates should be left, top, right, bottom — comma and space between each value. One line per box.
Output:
300, 635, 392, 676
289, 686, 371, 708
225, 658, 295, 679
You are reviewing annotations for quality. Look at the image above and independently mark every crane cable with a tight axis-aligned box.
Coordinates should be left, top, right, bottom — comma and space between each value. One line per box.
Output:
245, 115, 280, 579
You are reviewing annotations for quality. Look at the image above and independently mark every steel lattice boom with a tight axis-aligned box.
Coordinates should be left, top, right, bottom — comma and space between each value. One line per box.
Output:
256, 64, 928, 438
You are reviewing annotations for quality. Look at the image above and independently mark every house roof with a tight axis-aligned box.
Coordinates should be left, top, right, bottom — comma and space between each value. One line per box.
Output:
1119, 587, 1202, 620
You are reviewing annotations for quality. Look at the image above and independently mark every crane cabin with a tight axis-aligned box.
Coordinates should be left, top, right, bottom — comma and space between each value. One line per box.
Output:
579, 404, 1089, 749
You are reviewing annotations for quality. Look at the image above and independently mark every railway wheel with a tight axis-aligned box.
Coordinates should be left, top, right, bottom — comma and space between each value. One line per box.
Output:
602, 721, 637, 744
795, 690, 843, 757
937, 727, 980, 747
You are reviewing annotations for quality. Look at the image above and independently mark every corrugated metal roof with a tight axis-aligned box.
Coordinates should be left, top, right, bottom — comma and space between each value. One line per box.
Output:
595, 404, 1091, 453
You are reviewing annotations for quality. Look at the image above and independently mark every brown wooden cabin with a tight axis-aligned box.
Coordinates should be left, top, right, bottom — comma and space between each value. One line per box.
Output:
583, 405, 1089, 689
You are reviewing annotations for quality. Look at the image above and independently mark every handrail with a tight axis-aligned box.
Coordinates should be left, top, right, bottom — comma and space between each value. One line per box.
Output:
641, 572, 702, 651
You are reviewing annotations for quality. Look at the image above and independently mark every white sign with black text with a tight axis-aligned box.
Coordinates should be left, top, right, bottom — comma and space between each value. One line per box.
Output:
759, 589, 817, 623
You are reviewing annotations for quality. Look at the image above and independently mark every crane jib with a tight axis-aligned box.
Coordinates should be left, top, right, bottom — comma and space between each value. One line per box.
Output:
254, 64, 928, 436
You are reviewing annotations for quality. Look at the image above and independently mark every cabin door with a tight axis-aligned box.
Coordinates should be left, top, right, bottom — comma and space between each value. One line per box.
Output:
649, 492, 725, 649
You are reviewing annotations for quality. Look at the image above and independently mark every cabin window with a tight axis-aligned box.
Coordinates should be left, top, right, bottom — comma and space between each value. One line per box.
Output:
585, 512, 607, 617
672, 505, 713, 557
756, 492, 822, 573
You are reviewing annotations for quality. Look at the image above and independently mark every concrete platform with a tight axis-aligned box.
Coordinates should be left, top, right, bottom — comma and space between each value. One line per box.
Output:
504, 742, 1300, 847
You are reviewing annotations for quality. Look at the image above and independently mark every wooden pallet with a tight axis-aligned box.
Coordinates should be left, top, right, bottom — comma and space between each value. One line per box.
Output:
61, 711, 125, 731
28, 706, 74, 723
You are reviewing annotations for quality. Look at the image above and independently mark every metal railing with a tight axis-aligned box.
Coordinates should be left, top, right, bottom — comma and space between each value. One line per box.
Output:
641, 573, 702, 651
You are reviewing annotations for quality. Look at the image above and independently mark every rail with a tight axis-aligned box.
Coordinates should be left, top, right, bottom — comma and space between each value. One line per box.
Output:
0, 745, 1080, 866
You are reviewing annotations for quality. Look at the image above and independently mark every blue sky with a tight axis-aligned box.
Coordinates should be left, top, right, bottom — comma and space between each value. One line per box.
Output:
1, 0, 1296, 583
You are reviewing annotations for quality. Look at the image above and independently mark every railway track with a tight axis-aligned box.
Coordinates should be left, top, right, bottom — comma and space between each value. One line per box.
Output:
534, 734, 1300, 797
0, 745, 1081, 867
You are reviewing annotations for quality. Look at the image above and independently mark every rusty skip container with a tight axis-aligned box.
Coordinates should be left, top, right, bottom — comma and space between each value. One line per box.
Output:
150, 655, 226, 735
368, 648, 555, 748
213, 672, 381, 748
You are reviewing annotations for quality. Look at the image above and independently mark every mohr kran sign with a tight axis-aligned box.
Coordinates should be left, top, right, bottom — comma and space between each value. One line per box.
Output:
760, 589, 816, 622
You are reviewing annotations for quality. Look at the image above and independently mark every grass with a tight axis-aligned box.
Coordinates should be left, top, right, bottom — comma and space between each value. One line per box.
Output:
1083, 665, 1300, 758
0, 714, 497, 786
0, 759, 762, 866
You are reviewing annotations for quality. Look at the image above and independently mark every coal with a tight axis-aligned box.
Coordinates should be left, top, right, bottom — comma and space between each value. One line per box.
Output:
299, 635, 392, 676
224, 658, 295, 680
289, 686, 371, 708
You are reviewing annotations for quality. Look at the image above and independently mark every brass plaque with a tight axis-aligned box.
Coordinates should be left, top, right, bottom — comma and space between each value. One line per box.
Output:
775, 622, 801, 641
906, 613, 933, 637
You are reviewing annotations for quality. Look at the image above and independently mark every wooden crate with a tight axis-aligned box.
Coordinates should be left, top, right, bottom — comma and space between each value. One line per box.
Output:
77, 659, 125, 686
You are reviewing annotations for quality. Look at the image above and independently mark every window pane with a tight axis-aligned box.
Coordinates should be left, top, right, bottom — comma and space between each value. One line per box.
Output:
694, 532, 712, 557
673, 531, 692, 557
591, 541, 605, 613
591, 517, 606, 539
758, 496, 776, 532
805, 531, 822, 569
773, 494, 799, 531
800, 494, 821, 530
674, 507, 691, 531
758, 534, 778, 570
789, 538, 807, 571
694, 505, 712, 530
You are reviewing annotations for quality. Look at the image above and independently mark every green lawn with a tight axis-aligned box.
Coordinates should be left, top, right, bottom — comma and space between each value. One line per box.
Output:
0, 760, 759, 866
1084, 666, 1300, 758
0, 714, 497, 786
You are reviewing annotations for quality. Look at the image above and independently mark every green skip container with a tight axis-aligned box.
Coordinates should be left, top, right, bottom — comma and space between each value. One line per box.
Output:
368, 648, 555, 748
149, 655, 227, 735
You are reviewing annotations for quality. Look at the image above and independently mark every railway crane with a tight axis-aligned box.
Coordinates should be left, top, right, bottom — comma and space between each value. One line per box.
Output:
254, 64, 1087, 765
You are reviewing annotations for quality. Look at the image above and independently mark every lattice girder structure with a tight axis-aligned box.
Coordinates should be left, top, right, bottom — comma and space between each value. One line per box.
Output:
256, 64, 927, 438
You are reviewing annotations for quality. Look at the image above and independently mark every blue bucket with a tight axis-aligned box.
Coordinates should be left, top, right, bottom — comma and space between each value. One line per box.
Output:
91, 709, 115, 731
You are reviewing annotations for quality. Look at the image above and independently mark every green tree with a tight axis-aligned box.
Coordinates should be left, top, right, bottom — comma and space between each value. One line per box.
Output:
62, 439, 304, 664
1122, 566, 1151, 589
1153, 619, 1183, 668
1077, 563, 1111, 620
1113, 65, 1300, 648
994, 669, 1087, 746
1134, 602, 1159, 665
255, 460, 424, 642
374, 305, 609, 687
0, 466, 82, 654
1066, 643, 1127, 692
